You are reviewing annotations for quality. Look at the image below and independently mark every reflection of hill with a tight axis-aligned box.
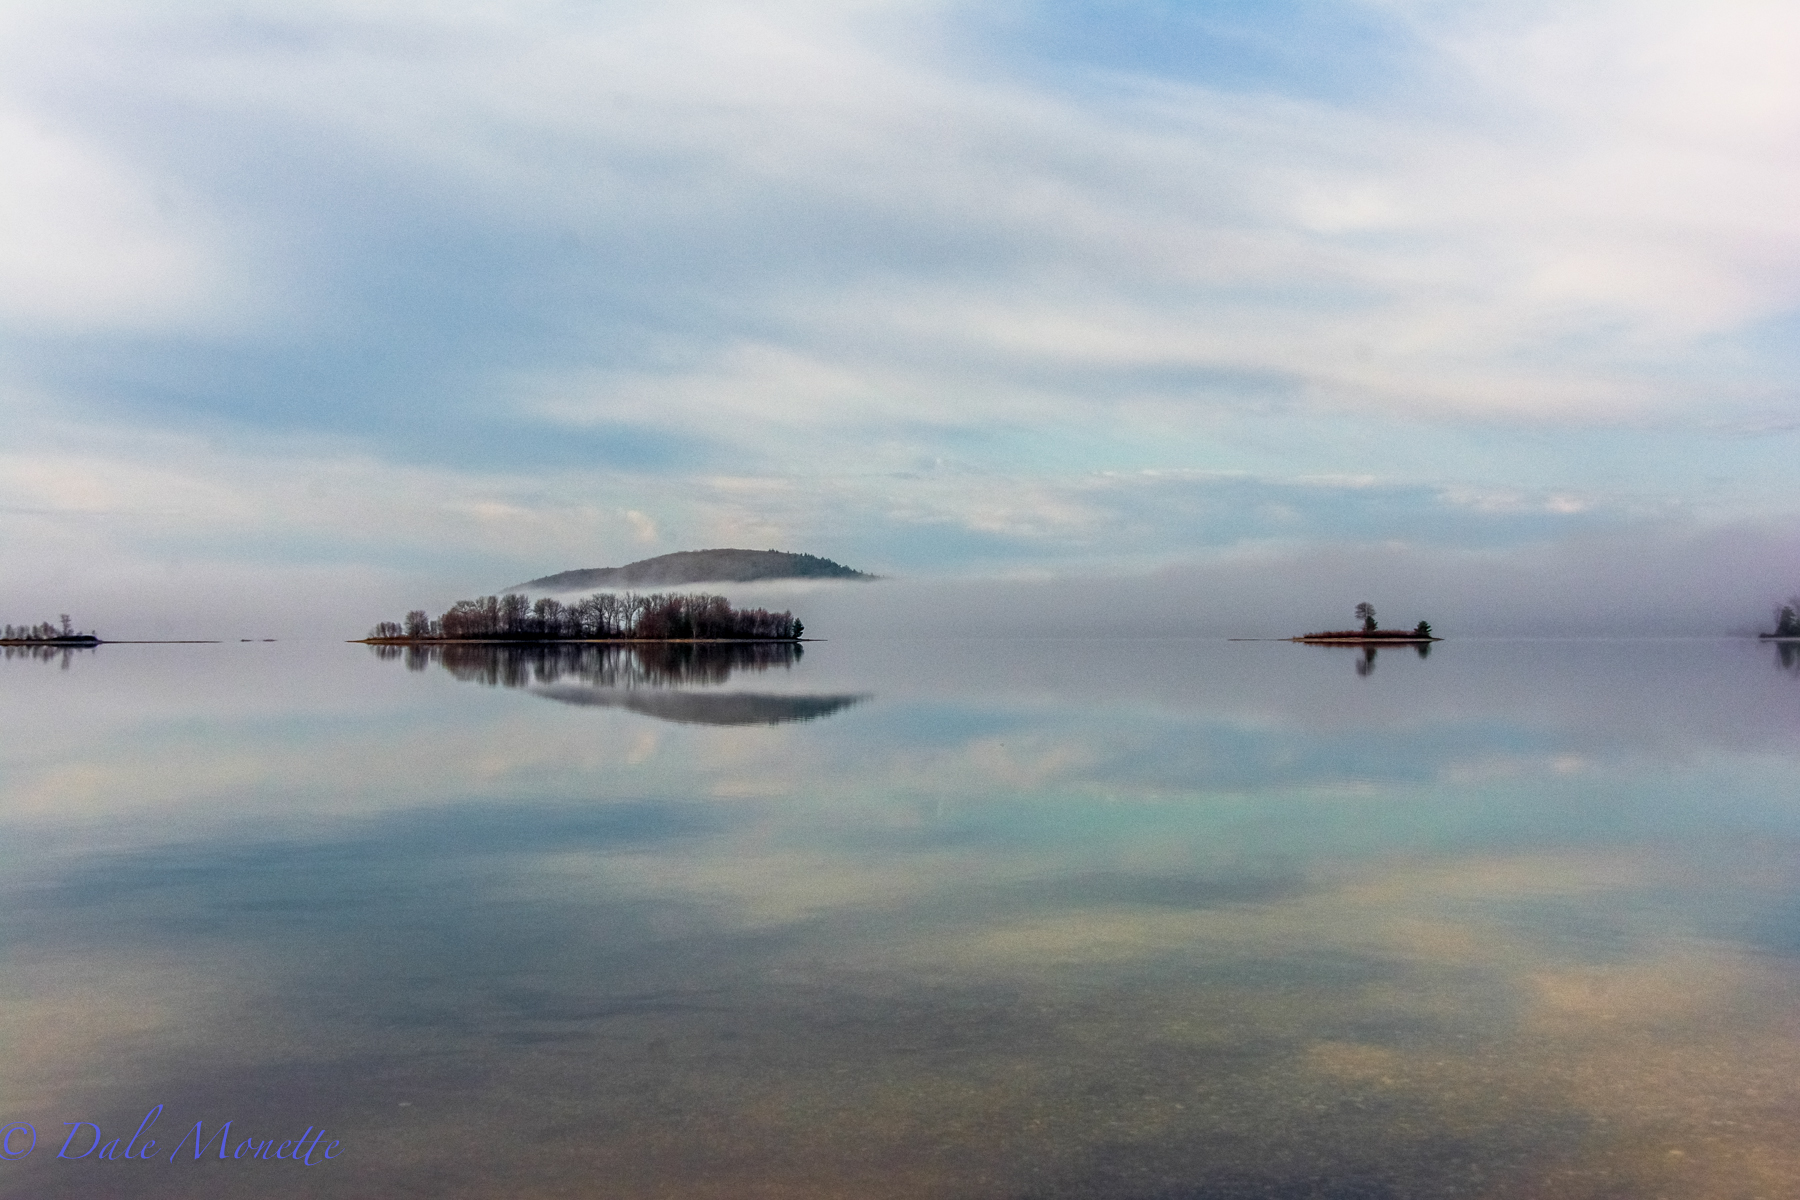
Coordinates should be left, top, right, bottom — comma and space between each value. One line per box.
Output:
532, 687, 866, 726
371, 640, 804, 688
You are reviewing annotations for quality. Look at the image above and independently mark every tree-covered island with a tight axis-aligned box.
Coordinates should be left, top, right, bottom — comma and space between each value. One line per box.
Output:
0, 614, 100, 645
363, 592, 803, 643
1292, 603, 1437, 644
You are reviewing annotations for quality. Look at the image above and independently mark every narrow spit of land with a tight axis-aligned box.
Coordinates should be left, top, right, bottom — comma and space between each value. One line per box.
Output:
359, 591, 805, 644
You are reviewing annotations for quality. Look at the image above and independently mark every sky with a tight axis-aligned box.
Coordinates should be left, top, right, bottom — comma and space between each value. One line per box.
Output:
1, 0, 1797, 637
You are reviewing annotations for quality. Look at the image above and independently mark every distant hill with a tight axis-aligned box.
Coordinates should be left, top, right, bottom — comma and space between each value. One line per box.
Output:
511, 549, 875, 592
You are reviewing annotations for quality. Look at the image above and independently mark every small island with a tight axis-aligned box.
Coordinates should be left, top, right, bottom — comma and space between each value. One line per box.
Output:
1761, 601, 1799, 640
362, 591, 803, 643
1, 615, 101, 646
1293, 603, 1437, 644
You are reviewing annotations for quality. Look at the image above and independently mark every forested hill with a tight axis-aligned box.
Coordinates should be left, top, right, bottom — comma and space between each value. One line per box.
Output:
511, 549, 874, 592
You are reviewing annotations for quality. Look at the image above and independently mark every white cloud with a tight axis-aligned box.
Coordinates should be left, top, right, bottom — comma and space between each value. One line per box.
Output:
624, 509, 659, 544
8, 0, 1796, 423
0, 0, 1797, 601
0, 108, 242, 333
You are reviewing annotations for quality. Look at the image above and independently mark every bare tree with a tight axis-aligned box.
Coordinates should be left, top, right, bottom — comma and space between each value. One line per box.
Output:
1354, 602, 1377, 633
368, 591, 799, 642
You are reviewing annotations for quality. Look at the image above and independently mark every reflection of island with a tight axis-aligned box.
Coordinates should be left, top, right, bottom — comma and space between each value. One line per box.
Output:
373, 639, 809, 686
1294, 640, 1432, 677
1352, 642, 1430, 675
369, 641, 867, 726
2, 643, 98, 667
1777, 642, 1800, 673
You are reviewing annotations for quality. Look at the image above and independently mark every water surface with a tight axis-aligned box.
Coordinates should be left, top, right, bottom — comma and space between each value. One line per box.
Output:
3, 637, 1799, 1198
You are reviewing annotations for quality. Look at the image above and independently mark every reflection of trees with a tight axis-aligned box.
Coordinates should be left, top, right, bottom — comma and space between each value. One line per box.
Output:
370, 640, 804, 689
1778, 641, 1800, 673
1, 644, 96, 668
370, 640, 864, 726
1298, 641, 1430, 678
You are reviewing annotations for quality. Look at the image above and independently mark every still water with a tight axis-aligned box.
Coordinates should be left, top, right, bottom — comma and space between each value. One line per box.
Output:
3, 637, 1799, 1198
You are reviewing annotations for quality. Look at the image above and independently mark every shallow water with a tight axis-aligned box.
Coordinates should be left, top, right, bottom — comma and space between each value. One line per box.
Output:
3, 637, 1799, 1198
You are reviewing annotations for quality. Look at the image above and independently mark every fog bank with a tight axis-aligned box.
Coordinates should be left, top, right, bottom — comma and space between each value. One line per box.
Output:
724, 522, 1800, 641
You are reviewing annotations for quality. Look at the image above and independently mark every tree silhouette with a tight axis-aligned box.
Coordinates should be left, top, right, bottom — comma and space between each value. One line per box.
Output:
1354, 602, 1377, 633
2, 615, 98, 643
367, 591, 802, 642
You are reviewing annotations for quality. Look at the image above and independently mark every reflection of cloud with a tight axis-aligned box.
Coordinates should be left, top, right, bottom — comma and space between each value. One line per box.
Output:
13, 634, 1800, 1199
0, 957, 191, 1114
962, 734, 1097, 790
1527, 955, 1754, 1029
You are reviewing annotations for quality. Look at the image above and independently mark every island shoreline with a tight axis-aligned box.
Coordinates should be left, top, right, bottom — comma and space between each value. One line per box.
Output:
1290, 636, 1441, 644
355, 637, 811, 645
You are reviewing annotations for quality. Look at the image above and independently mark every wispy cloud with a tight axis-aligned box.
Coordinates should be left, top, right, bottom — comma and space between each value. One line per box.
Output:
0, 0, 1796, 621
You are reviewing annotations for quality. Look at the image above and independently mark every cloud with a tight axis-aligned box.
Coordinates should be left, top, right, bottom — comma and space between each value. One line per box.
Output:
0, 106, 244, 333
0, 0, 1797, 610
11, 0, 1797, 417
624, 509, 659, 544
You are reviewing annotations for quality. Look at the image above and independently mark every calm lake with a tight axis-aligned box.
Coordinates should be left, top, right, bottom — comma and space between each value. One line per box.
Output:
3, 637, 1799, 1198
